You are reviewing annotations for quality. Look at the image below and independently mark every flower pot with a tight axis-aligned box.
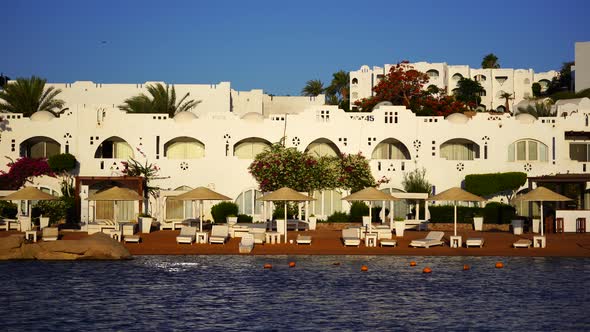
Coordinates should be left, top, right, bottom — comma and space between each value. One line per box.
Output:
394, 220, 406, 237
511, 219, 523, 235
140, 217, 153, 233
473, 217, 483, 231
532, 218, 540, 233
227, 216, 238, 225
308, 216, 317, 230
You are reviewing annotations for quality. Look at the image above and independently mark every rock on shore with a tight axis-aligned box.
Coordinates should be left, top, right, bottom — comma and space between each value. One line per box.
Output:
0, 233, 132, 260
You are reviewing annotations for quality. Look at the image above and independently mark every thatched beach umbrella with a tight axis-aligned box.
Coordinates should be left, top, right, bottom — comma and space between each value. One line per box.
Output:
342, 187, 398, 232
512, 186, 571, 236
88, 186, 143, 226
430, 187, 485, 237
259, 187, 315, 243
172, 187, 231, 232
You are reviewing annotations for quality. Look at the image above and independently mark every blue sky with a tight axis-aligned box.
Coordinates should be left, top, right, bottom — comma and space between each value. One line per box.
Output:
1, 0, 588, 95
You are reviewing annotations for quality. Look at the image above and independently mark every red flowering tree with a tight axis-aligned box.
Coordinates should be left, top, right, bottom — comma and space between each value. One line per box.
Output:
0, 157, 54, 189
354, 61, 470, 116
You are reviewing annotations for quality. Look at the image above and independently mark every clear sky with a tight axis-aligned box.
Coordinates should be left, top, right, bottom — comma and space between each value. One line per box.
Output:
1, 0, 589, 96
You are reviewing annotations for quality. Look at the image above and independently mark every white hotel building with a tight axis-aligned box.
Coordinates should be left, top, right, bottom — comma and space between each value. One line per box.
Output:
1, 42, 590, 223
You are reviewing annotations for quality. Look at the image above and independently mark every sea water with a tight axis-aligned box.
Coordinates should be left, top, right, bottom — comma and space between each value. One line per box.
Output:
2, 255, 589, 331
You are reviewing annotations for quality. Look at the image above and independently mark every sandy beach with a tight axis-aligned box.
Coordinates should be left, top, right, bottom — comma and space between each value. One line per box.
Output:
11, 223, 586, 257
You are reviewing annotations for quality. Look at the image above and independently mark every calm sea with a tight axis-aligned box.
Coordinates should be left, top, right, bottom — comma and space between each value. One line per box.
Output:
2, 255, 589, 331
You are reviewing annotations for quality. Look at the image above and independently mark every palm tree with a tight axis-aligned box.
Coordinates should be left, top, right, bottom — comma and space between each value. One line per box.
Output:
119, 83, 200, 117
517, 100, 555, 118
326, 70, 350, 104
301, 79, 324, 97
0, 76, 65, 117
500, 92, 514, 113
481, 53, 500, 69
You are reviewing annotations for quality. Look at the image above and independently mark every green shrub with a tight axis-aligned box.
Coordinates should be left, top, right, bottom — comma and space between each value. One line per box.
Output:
210, 201, 239, 223
237, 214, 253, 223
483, 202, 516, 224
0, 201, 18, 219
428, 205, 482, 223
349, 201, 369, 222
272, 203, 297, 220
32, 196, 75, 225
464, 172, 526, 198
48, 153, 77, 173
327, 211, 349, 222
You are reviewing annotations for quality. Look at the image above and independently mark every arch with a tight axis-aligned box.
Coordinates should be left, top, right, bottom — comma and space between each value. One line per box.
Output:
508, 139, 548, 162
94, 136, 134, 159
20, 136, 60, 158
452, 73, 463, 81
164, 136, 205, 159
496, 105, 506, 113
235, 188, 263, 216
476, 104, 486, 112
426, 69, 439, 79
351, 78, 358, 84
233, 137, 272, 159
440, 138, 480, 160
305, 138, 341, 157
371, 138, 411, 160
538, 79, 551, 92
474, 74, 486, 82
310, 189, 344, 219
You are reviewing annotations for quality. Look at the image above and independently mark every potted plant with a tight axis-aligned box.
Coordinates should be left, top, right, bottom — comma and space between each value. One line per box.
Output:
227, 214, 238, 225
532, 215, 541, 233
394, 217, 406, 237
308, 214, 317, 230
473, 213, 484, 231
138, 213, 153, 233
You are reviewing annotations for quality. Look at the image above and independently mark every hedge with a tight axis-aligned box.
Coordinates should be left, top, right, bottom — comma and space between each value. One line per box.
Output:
464, 172, 527, 197
429, 202, 516, 224
210, 201, 239, 223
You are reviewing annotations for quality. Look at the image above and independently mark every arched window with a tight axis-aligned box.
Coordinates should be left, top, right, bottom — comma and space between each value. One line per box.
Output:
310, 189, 344, 219
452, 73, 463, 81
538, 79, 551, 92
94, 137, 134, 159
474, 74, 486, 82
440, 139, 480, 160
233, 138, 271, 159
351, 78, 358, 84
426, 69, 439, 79
235, 188, 263, 215
496, 105, 506, 113
371, 139, 411, 160
20, 136, 60, 158
164, 137, 205, 159
508, 139, 548, 162
305, 138, 340, 157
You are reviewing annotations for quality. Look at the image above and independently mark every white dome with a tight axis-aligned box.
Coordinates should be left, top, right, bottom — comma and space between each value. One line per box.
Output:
241, 112, 265, 122
445, 112, 469, 124
30, 111, 56, 122
173, 111, 198, 123
515, 113, 536, 124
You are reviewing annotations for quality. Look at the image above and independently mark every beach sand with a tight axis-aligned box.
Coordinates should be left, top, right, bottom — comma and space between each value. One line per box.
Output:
29, 225, 590, 257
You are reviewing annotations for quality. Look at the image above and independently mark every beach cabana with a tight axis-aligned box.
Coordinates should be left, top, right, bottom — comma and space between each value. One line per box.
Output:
259, 187, 314, 243
88, 186, 143, 228
172, 187, 231, 232
342, 187, 398, 232
429, 187, 485, 238
1, 187, 58, 230
512, 186, 572, 237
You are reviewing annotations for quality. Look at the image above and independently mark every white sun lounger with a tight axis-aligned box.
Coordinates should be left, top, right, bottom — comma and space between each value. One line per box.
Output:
513, 239, 532, 248
409, 231, 445, 248
176, 226, 196, 244
209, 225, 229, 244
239, 233, 254, 253
342, 228, 361, 247
124, 235, 141, 243
379, 239, 397, 247
296, 235, 312, 245
465, 238, 484, 248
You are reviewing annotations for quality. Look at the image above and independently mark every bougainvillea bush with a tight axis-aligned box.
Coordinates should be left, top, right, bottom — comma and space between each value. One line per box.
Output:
0, 157, 54, 189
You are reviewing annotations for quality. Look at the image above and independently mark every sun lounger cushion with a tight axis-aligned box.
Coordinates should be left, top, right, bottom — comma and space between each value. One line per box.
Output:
210, 225, 229, 244
124, 235, 141, 243
379, 239, 397, 247
513, 239, 532, 248
176, 226, 196, 244
409, 231, 444, 248
465, 238, 484, 248
296, 235, 312, 245
342, 228, 361, 247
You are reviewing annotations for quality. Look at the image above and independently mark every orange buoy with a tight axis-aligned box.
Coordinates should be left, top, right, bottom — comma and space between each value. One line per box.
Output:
361, 265, 369, 272
495, 262, 504, 269
264, 263, 272, 269
410, 261, 417, 267
423, 267, 432, 273
288, 262, 296, 268
463, 264, 470, 271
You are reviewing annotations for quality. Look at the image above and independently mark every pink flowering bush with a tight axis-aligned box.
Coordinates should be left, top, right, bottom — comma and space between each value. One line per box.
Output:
0, 157, 54, 189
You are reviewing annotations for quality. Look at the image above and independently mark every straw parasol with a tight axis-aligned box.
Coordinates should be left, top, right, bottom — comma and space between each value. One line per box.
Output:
88, 186, 143, 226
259, 187, 315, 243
0, 187, 58, 224
512, 186, 571, 236
430, 187, 485, 237
342, 187, 398, 232
172, 187, 231, 232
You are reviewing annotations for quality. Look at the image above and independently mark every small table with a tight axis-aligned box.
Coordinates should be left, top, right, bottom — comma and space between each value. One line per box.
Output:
265, 231, 280, 244
533, 235, 546, 248
106, 229, 122, 242
196, 231, 208, 244
25, 230, 38, 242
365, 232, 378, 247
450, 235, 462, 248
